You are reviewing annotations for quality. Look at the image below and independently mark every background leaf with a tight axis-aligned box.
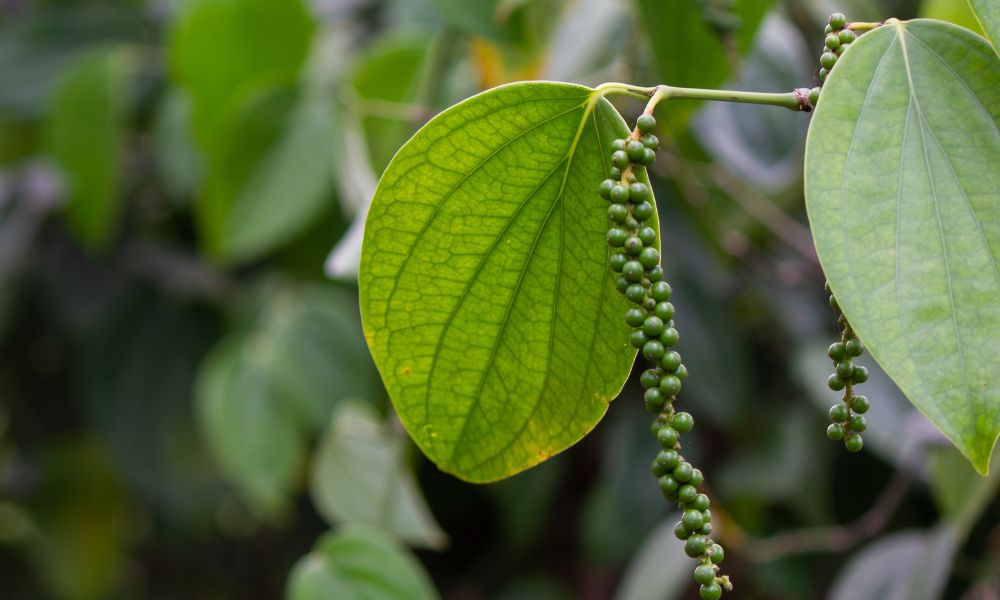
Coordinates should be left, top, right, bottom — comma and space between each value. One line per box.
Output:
45, 48, 128, 249
287, 527, 439, 600
168, 0, 315, 148
804, 19, 1000, 473
968, 0, 1000, 52
360, 82, 654, 482
310, 402, 447, 549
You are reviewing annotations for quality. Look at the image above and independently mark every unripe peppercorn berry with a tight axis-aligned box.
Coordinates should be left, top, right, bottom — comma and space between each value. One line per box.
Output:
657, 427, 679, 448
678, 484, 697, 504
836, 360, 854, 379
673, 411, 694, 433
643, 316, 665, 337
643, 340, 666, 360
628, 330, 647, 348
651, 282, 672, 301
674, 461, 694, 482
825, 34, 841, 50
689, 467, 703, 487
639, 247, 660, 269
660, 375, 682, 397
607, 228, 627, 247
623, 260, 645, 282
610, 184, 629, 203
626, 140, 646, 161
682, 510, 704, 531
839, 29, 857, 44
829, 403, 849, 422
624, 236, 643, 255
640, 148, 656, 166
633, 201, 654, 221
692, 493, 710, 512
845, 433, 864, 452
598, 179, 615, 199
611, 138, 627, 152
819, 67, 829, 82
660, 327, 680, 347
829, 12, 846, 29
827, 374, 846, 391
638, 226, 657, 246
709, 544, 724, 564
845, 339, 863, 356
659, 475, 679, 497
852, 395, 870, 413
654, 301, 675, 321
647, 265, 663, 282
611, 150, 630, 169
656, 449, 680, 470
629, 182, 651, 202
694, 565, 716, 585
626, 284, 646, 304
821, 52, 837, 70
609, 253, 627, 272
828, 342, 846, 360
700, 583, 722, 600
851, 365, 869, 383
661, 350, 682, 372
685, 535, 707, 557
608, 204, 628, 223
642, 134, 659, 150
637, 114, 656, 133
674, 521, 692, 540
850, 415, 867, 432
640, 368, 659, 389
827, 423, 845, 441
809, 86, 821, 108
615, 276, 629, 294
625, 307, 646, 327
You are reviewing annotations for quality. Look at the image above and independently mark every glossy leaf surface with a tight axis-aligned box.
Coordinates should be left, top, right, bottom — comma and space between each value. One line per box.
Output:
360, 82, 652, 482
805, 19, 1000, 473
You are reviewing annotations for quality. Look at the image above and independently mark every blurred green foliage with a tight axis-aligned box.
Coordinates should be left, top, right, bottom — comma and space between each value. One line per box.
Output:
1, 0, 998, 598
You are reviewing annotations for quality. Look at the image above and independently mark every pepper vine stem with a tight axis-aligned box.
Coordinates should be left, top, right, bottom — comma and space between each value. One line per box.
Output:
595, 82, 814, 112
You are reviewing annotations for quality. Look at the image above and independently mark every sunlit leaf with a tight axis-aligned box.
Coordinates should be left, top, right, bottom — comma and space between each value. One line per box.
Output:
360, 82, 653, 482
310, 402, 446, 549
805, 19, 1000, 473
45, 48, 128, 249
287, 527, 438, 600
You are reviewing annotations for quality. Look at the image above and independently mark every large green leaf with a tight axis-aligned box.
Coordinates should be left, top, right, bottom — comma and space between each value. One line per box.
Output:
45, 48, 128, 249
634, 0, 772, 131
310, 402, 446, 549
968, 0, 1000, 53
287, 527, 438, 600
805, 19, 1000, 473
360, 82, 651, 482
168, 0, 314, 148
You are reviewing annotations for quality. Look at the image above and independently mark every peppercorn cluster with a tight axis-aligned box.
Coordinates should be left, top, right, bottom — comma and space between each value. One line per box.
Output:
599, 113, 730, 600
824, 281, 870, 452
807, 12, 859, 109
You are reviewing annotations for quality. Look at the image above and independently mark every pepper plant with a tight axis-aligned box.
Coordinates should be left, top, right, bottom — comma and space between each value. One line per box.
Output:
359, 7, 1000, 596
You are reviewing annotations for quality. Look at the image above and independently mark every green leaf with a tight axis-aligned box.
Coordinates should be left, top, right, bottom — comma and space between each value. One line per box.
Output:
200, 87, 335, 263
921, 0, 984, 37
195, 334, 305, 515
266, 285, 382, 431
804, 19, 1000, 473
310, 402, 447, 549
45, 48, 128, 249
168, 0, 315, 148
287, 527, 439, 600
634, 0, 772, 131
968, 0, 1000, 53
360, 82, 651, 482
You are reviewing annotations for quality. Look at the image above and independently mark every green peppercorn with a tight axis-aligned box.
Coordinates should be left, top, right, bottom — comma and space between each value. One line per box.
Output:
685, 535, 708, 557
654, 301, 675, 321
689, 467, 703, 487
609, 166, 622, 180
638, 226, 657, 246
820, 51, 837, 70
674, 461, 694, 482
828, 342, 846, 361
609, 252, 627, 272
845, 433, 864, 452
640, 148, 656, 166
839, 29, 857, 44
827, 374, 846, 391
645, 392, 665, 414
845, 339, 863, 356
643, 297, 657, 311
612, 150, 630, 170
836, 360, 854, 379
678, 484, 697, 504
659, 475, 680, 497
612, 138, 627, 152
825, 24, 833, 34
646, 265, 663, 282
660, 327, 680, 347
660, 375, 682, 397
628, 329, 647, 348
709, 543, 724, 564
656, 448, 680, 470
682, 509, 705, 531
829, 403, 849, 422
615, 276, 629, 294
640, 368, 659, 389
825, 34, 841, 50
809, 86, 821, 108
672, 411, 694, 433
623, 260, 645, 282
692, 493, 710, 512
609, 183, 629, 204
827, 423, 845, 441
638, 247, 660, 270
637, 114, 656, 133
625, 307, 646, 328
850, 415, 867, 432
819, 67, 829, 82
657, 426, 679, 448
608, 204, 628, 224
829, 12, 846, 29
674, 521, 692, 540
633, 201, 654, 221
606, 228, 627, 248
643, 339, 666, 361
699, 583, 722, 600
624, 236, 643, 255
598, 179, 615, 199
660, 350, 682, 372
651, 282, 672, 301
675, 364, 689, 380
694, 564, 716, 585
642, 134, 659, 150
642, 315, 665, 338
851, 365, 869, 383
852, 395, 870, 414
